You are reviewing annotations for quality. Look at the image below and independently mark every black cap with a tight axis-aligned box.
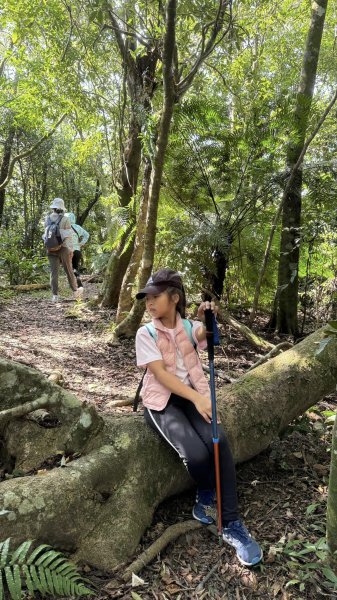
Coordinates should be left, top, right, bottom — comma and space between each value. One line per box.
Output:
136, 268, 183, 299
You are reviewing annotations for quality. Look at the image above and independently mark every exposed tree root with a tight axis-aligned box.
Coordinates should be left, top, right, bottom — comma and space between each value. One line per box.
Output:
123, 520, 203, 581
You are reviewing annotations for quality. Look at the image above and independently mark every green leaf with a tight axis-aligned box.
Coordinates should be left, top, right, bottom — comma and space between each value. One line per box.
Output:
22, 565, 35, 595
44, 567, 54, 595
29, 565, 44, 595
0, 570, 3, 600
4, 565, 21, 600
285, 579, 301, 588
10, 540, 33, 566
38, 565, 49, 594
27, 544, 51, 566
0, 539, 10, 568
131, 593, 145, 600
306, 503, 319, 515
322, 567, 337, 585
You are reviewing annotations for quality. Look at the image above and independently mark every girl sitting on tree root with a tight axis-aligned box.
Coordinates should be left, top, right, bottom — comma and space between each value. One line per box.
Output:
135, 268, 262, 567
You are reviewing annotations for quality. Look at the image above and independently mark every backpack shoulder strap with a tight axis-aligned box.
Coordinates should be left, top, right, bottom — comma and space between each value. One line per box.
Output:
145, 323, 157, 341
182, 318, 196, 348
133, 371, 146, 412
71, 225, 80, 238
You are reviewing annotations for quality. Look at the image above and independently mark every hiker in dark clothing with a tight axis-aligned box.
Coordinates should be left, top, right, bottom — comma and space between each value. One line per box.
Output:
65, 212, 90, 289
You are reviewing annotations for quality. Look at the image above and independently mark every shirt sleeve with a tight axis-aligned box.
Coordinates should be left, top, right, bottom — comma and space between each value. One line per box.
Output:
77, 225, 90, 245
136, 326, 162, 367
191, 320, 207, 351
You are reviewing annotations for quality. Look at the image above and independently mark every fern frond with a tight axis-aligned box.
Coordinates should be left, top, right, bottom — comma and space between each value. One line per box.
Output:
0, 570, 3, 600
5, 565, 21, 600
10, 541, 33, 566
0, 539, 10, 568
26, 544, 50, 566
0, 538, 93, 599
21, 565, 34, 596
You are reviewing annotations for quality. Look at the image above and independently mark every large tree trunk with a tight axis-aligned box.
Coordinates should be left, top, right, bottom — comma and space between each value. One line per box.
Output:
114, 0, 177, 338
274, 0, 327, 336
100, 6, 159, 308
1, 325, 337, 571
100, 117, 142, 308
116, 159, 152, 323
0, 127, 15, 228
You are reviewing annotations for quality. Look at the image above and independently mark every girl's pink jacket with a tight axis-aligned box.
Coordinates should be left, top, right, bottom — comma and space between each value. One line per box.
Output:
141, 313, 210, 410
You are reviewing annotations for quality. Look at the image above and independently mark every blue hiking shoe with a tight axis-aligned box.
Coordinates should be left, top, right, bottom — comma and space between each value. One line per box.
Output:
192, 489, 216, 525
222, 520, 263, 566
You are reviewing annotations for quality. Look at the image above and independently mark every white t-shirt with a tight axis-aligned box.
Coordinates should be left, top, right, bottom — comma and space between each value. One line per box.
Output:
135, 320, 207, 386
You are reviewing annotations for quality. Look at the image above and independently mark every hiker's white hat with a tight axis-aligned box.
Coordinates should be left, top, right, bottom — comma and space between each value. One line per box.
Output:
50, 198, 66, 211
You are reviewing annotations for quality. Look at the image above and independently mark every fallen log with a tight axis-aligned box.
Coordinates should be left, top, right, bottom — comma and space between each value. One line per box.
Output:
201, 288, 274, 352
0, 325, 337, 572
0, 283, 50, 292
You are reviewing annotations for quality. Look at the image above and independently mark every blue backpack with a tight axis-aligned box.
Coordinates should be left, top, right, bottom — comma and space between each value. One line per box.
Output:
133, 319, 196, 412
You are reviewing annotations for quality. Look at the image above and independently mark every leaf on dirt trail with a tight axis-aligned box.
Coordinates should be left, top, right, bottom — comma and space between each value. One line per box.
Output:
37, 469, 48, 475
165, 584, 183, 594
286, 509, 293, 518
132, 573, 146, 587
266, 546, 278, 563
292, 452, 302, 459
131, 592, 144, 600
251, 479, 260, 486
272, 581, 283, 596
313, 463, 328, 475
313, 421, 324, 432
186, 546, 199, 556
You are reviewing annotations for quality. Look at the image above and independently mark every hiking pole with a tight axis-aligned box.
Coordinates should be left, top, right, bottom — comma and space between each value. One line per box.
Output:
204, 308, 222, 540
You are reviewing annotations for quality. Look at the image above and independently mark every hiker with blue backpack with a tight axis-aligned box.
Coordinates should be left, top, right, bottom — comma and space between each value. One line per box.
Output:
43, 198, 83, 302
135, 268, 262, 567
64, 212, 90, 289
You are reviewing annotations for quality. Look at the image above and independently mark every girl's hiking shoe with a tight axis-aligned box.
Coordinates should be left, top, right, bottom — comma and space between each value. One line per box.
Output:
222, 520, 263, 566
192, 489, 216, 525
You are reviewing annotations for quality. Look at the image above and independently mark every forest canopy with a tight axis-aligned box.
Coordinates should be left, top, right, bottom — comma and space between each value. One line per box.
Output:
0, 0, 336, 329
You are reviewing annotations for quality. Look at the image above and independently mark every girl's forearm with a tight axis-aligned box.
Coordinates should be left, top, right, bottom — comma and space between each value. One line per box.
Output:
153, 368, 199, 403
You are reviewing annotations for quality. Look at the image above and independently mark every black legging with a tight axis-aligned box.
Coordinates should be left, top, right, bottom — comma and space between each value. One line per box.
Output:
72, 250, 83, 287
144, 393, 238, 523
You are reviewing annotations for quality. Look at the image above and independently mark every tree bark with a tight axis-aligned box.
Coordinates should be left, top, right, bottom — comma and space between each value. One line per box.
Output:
113, 0, 177, 337
1, 325, 337, 571
115, 159, 152, 323
274, 0, 328, 336
0, 127, 15, 228
113, 2, 231, 332
100, 5, 159, 308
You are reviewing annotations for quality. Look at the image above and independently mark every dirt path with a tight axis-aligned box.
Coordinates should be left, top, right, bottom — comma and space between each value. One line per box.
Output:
0, 282, 140, 412
1, 286, 337, 599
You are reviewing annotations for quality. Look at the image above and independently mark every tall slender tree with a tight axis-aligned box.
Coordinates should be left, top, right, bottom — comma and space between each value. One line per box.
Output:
272, 0, 328, 336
